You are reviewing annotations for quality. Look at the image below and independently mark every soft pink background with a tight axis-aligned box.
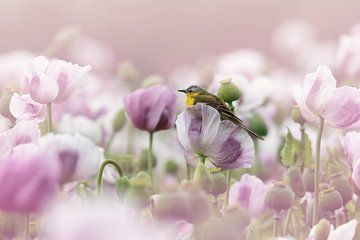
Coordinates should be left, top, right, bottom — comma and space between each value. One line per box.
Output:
1, 0, 360, 75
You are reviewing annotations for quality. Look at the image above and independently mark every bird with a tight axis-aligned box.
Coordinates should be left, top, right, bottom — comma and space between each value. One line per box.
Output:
178, 85, 264, 140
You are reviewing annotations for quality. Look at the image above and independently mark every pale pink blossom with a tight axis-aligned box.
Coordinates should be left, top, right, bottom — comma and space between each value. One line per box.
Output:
229, 174, 269, 217
42, 200, 179, 240
38, 133, 103, 183
9, 93, 46, 122
23, 56, 91, 104
293, 65, 336, 122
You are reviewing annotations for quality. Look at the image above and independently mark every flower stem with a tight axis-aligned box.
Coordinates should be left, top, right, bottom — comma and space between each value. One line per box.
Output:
104, 132, 115, 156
148, 132, 154, 182
46, 103, 52, 133
273, 212, 280, 238
186, 163, 191, 180
96, 160, 123, 196
200, 155, 206, 164
300, 123, 305, 173
224, 170, 231, 207
284, 195, 296, 235
312, 117, 324, 226
22, 213, 30, 240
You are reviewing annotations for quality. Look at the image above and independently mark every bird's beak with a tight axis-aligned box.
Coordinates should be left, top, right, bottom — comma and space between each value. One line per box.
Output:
177, 89, 186, 93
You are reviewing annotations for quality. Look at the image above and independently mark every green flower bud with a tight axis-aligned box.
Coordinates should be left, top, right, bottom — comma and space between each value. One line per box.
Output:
217, 79, 241, 103
193, 162, 213, 193
115, 176, 130, 198
291, 106, 306, 124
123, 185, 150, 209
131, 171, 152, 188
210, 171, 227, 196
249, 113, 268, 137
112, 109, 126, 133
165, 160, 178, 174
139, 149, 156, 171
141, 75, 164, 88
117, 61, 139, 82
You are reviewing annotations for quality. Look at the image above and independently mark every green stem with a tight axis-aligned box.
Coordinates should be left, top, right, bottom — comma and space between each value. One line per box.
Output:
104, 132, 115, 156
283, 195, 296, 235
148, 132, 154, 182
186, 163, 191, 180
126, 125, 135, 154
273, 212, 280, 238
200, 155, 206, 164
225, 170, 231, 207
97, 160, 123, 195
299, 123, 306, 173
312, 117, 324, 226
46, 103, 52, 133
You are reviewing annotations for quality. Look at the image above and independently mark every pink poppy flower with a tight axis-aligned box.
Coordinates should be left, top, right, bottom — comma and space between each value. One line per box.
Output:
175, 104, 254, 169
229, 174, 269, 217
0, 148, 60, 213
9, 93, 46, 123
124, 85, 177, 133
340, 131, 360, 166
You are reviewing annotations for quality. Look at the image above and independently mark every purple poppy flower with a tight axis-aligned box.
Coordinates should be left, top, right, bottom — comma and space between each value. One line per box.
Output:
0, 146, 60, 213
124, 85, 177, 132
175, 104, 254, 169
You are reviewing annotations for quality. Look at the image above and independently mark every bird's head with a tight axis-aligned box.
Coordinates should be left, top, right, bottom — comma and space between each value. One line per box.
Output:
177, 85, 206, 95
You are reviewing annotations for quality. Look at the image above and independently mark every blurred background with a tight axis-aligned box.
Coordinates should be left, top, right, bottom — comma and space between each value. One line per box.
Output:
0, 0, 360, 76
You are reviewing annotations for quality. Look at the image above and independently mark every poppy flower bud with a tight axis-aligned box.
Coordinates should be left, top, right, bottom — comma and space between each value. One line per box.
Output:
193, 162, 213, 193
123, 185, 150, 209
314, 218, 331, 240
249, 113, 268, 137
115, 176, 129, 199
210, 171, 227, 196
139, 149, 156, 171
141, 75, 164, 88
184, 190, 211, 224
112, 109, 126, 133
117, 61, 139, 82
303, 168, 315, 192
285, 167, 305, 198
265, 181, 292, 212
152, 191, 188, 221
217, 79, 241, 103
131, 171, 152, 188
319, 187, 343, 212
291, 106, 306, 124
329, 172, 353, 204
223, 205, 251, 231
165, 160, 178, 174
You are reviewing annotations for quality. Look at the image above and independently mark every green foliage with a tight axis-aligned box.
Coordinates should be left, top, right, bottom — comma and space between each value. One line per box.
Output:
280, 129, 313, 167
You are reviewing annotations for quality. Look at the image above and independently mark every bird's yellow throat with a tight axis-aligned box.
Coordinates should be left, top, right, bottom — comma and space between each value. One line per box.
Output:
185, 92, 200, 106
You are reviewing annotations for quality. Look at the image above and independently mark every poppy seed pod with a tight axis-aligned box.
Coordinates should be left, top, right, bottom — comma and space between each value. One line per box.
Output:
291, 106, 306, 124
314, 218, 331, 240
210, 171, 227, 196
193, 162, 213, 194
303, 168, 315, 192
265, 181, 292, 212
223, 205, 251, 232
164, 160, 178, 174
115, 176, 130, 199
249, 113, 268, 137
329, 172, 353, 204
216, 79, 241, 103
131, 171, 152, 188
319, 187, 343, 213
112, 109, 126, 133
285, 167, 305, 198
